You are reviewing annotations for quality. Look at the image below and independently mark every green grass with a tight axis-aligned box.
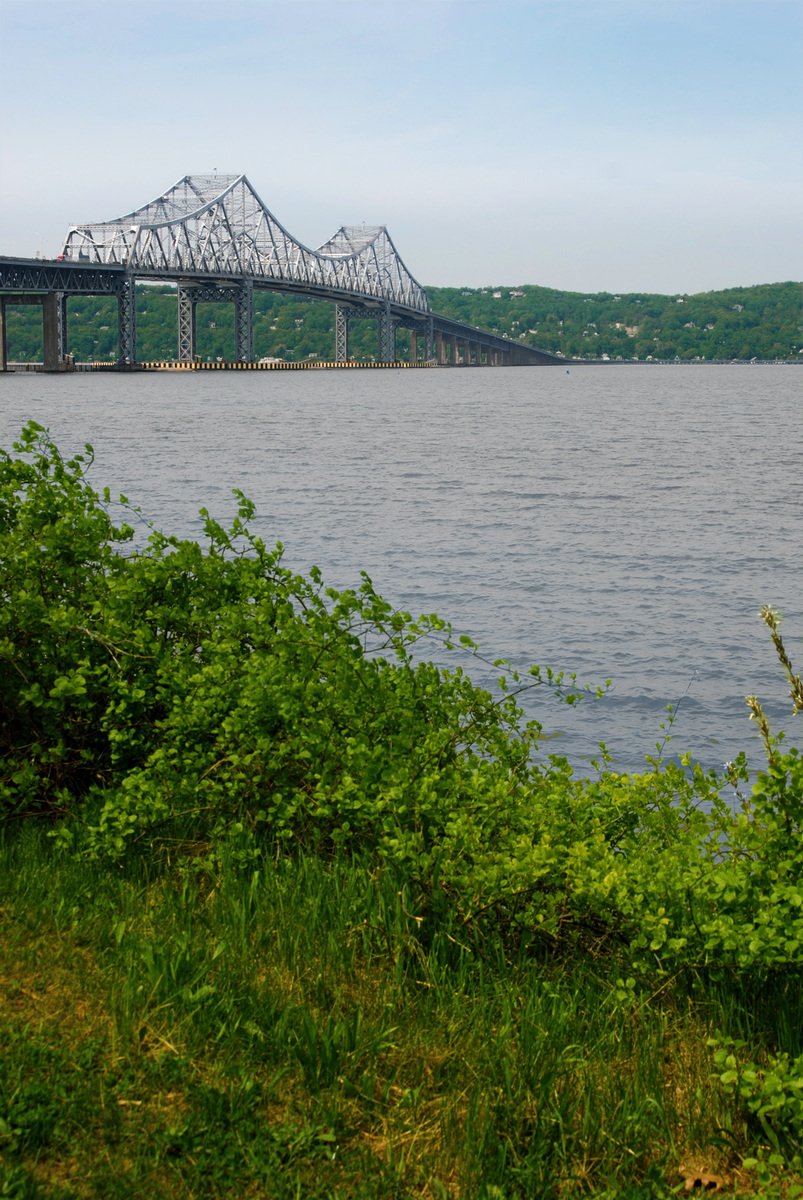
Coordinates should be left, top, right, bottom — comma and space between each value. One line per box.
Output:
2, 827, 798, 1199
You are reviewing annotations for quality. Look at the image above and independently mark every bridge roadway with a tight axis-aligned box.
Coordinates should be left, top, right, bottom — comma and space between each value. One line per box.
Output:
0, 254, 564, 371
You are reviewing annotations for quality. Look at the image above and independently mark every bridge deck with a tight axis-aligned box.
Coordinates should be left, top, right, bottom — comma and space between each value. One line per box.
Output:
0, 254, 565, 368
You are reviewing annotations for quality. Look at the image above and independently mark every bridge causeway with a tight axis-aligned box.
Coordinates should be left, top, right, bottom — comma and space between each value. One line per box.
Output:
0, 174, 564, 370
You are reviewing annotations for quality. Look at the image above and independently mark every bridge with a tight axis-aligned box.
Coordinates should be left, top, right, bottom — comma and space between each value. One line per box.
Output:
0, 174, 563, 370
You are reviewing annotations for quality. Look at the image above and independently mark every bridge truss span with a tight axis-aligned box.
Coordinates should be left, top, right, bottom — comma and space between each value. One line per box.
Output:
1, 172, 566, 369
60, 174, 429, 314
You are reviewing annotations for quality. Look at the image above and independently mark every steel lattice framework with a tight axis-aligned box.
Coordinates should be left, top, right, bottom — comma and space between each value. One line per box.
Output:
60, 174, 429, 314
1, 175, 567, 369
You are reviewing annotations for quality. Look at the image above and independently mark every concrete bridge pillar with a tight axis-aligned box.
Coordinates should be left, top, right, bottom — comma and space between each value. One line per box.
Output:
0, 294, 68, 371
60, 295, 68, 361
42, 292, 64, 371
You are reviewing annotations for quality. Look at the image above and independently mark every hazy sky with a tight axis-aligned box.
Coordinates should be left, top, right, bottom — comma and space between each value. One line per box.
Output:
1, 0, 801, 293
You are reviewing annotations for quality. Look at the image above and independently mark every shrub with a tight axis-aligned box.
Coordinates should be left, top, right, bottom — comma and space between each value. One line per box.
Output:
1, 422, 801, 982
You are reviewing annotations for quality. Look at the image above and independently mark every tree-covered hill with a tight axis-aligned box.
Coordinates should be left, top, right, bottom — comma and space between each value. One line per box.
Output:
428, 280, 802, 363
3, 279, 800, 364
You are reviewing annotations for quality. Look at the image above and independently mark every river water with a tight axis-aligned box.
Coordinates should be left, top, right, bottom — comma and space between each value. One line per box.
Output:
1, 364, 800, 774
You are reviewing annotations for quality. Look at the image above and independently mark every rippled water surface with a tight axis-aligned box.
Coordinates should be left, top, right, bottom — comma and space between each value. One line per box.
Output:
2, 364, 800, 772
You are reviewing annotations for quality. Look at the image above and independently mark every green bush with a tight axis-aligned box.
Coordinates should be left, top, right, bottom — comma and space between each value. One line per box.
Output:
0, 423, 568, 865
711, 1036, 803, 1166
1, 422, 802, 984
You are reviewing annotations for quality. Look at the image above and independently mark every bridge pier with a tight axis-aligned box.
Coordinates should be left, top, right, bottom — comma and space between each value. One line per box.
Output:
0, 292, 68, 371
334, 303, 399, 364
178, 286, 197, 361
235, 279, 253, 362
414, 329, 426, 362
176, 279, 253, 363
403, 316, 435, 364
43, 292, 61, 370
335, 304, 350, 362
378, 303, 397, 362
117, 275, 136, 365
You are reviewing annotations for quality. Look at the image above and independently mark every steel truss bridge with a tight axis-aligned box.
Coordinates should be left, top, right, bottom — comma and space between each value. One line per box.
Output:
0, 174, 563, 369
